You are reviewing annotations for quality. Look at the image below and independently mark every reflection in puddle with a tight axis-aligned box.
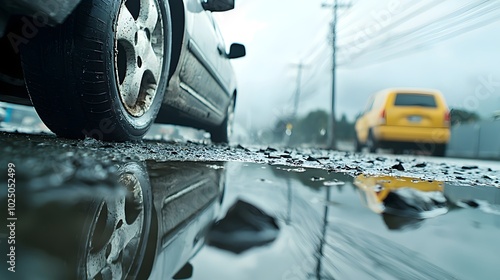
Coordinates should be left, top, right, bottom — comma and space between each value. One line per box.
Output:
0, 161, 225, 280
354, 174, 448, 221
1, 161, 499, 279
191, 163, 500, 280
206, 199, 280, 254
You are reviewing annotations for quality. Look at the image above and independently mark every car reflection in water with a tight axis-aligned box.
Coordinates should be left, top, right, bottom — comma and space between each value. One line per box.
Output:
354, 174, 448, 230
0, 161, 226, 280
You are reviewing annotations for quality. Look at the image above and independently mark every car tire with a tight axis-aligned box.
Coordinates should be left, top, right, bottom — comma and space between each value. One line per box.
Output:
21, 0, 172, 141
210, 95, 235, 144
77, 162, 153, 279
354, 135, 363, 152
367, 130, 377, 153
393, 146, 403, 155
432, 144, 446, 157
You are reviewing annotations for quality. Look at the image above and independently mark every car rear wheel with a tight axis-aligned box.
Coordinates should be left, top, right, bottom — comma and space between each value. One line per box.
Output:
366, 131, 377, 153
354, 135, 363, 152
210, 95, 235, 144
432, 144, 446, 157
21, 0, 172, 141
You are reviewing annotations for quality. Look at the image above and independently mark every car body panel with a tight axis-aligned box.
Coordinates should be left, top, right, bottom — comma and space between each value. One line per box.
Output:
372, 125, 450, 143
154, 0, 238, 129
146, 161, 225, 279
355, 90, 387, 143
355, 88, 450, 145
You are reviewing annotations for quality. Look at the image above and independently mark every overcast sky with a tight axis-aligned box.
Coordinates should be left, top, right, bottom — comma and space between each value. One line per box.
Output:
213, 0, 500, 133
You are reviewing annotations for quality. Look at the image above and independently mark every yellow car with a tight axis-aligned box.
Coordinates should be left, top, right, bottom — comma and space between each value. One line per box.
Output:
355, 88, 450, 156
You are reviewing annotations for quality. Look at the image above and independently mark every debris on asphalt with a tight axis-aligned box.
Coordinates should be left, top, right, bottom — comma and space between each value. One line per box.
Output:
1, 131, 500, 188
391, 162, 405, 171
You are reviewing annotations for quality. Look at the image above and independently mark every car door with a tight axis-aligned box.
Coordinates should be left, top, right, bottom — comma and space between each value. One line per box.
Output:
209, 14, 235, 99
182, 0, 232, 119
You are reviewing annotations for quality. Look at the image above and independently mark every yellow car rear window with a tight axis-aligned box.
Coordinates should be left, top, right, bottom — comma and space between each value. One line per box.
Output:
394, 93, 437, 108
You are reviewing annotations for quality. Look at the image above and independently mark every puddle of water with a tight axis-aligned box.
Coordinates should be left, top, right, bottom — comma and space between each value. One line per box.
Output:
190, 162, 500, 280
0, 161, 225, 280
1, 160, 499, 280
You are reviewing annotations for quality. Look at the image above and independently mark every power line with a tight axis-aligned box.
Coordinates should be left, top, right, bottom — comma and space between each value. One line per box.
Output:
301, 59, 330, 102
303, 1, 499, 70
342, 11, 500, 68
298, 12, 333, 59
301, 55, 331, 92
336, 0, 451, 62
348, 4, 500, 65
304, 42, 330, 66
336, 1, 437, 57
299, 4, 355, 66
339, 1, 500, 66
361, 1, 494, 53
336, 0, 424, 44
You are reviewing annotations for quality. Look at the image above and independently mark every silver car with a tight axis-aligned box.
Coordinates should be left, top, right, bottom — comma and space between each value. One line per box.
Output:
0, 0, 245, 142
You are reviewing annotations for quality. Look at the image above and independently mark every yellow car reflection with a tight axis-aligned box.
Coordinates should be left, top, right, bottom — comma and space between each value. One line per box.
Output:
354, 174, 444, 214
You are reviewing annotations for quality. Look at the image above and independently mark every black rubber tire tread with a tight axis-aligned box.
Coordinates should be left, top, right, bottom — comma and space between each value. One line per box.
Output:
21, 0, 171, 141
210, 96, 235, 144
118, 162, 153, 279
432, 144, 446, 157
210, 119, 229, 144
354, 135, 362, 152
368, 131, 377, 153
393, 147, 403, 155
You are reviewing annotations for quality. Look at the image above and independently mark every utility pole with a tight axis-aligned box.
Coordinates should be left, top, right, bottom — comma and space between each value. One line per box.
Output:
292, 61, 305, 120
285, 61, 307, 145
322, 0, 350, 150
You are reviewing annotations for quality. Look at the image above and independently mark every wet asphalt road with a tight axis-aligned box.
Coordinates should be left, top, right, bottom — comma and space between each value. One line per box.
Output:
1, 131, 500, 280
1, 131, 499, 188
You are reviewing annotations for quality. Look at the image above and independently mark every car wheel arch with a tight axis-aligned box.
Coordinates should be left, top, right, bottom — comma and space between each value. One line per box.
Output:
231, 90, 237, 106
167, 0, 186, 79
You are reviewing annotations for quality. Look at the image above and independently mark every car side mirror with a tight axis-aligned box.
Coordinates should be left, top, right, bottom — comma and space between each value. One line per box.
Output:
202, 0, 235, 12
228, 43, 246, 59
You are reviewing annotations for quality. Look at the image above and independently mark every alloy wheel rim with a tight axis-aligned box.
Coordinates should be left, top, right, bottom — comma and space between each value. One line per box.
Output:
86, 172, 145, 279
115, 0, 164, 117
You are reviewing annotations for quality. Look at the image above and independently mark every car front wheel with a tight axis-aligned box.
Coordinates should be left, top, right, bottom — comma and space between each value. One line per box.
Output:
21, 0, 172, 141
78, 162, 153, 279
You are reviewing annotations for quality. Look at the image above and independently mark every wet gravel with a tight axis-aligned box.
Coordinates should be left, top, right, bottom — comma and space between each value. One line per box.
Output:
1, 131, 499, 188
